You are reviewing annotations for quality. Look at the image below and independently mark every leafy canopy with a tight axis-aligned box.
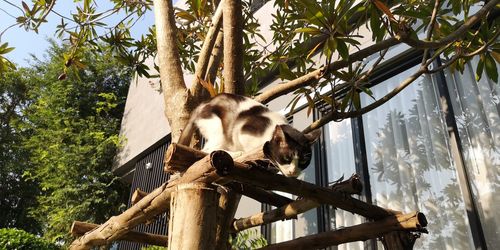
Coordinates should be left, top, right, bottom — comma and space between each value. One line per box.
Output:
0, 228, 60, 250
0, 41, 132, 244
0, 0, 497, 119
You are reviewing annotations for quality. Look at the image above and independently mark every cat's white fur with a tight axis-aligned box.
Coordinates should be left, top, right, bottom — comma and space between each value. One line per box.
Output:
197, 97, 287, 152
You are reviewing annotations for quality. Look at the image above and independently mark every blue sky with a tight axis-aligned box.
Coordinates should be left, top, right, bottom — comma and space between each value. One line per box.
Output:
0, 1, 156, 67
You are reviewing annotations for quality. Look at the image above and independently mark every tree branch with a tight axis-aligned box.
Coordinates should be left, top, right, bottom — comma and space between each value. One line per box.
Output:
255, 0, 498, 105
205, 30, 224, 84
32, 0, 56, 32
223, 0, 245, 95
254, 37, 401, 104
189, 0, 225, 98
400, 0, 499, 49
421, 0, 441, 65
302, 44, 452, 134
153, 0, 194, 141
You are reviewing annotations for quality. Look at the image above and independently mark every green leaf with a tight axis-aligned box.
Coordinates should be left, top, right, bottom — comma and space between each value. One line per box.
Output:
336, 40, 349, 60
176, 10, 197, 23
475, 55, 484, 81
340, 92, 351, 111
293, 27, 322, 35
484, 53, 498, 83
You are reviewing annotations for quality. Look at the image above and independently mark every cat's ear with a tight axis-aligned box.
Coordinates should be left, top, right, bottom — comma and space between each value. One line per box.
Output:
305, 129, 321, 144
272, 125, 286, 144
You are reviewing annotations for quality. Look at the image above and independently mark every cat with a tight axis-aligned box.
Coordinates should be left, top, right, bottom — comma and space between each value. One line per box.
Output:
178, 93, 321, 177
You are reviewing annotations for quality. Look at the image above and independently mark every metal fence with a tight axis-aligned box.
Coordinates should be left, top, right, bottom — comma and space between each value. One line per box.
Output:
118, 140, 170, 250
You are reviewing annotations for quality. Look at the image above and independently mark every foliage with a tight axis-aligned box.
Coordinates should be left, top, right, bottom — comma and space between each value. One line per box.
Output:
19, 42, 131, 244
1, 0, 497, 118
0, 43, 16, 72
0, 69, 41, 233
0, 228, 60, 250
229, 229, 268, 249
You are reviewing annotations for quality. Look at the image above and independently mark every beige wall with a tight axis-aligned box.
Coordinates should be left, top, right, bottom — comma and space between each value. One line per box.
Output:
113, 63, 170, 177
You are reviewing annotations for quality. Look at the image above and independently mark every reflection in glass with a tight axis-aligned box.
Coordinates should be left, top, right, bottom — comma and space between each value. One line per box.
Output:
361, 66, 474, 249
324, 120, 364, 250
445, 57, 500, 249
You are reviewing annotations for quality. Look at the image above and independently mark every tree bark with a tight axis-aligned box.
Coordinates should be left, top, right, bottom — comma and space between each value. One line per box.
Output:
223, 0, 245, 95
168, 182, 219, 250
215, 186, 242, 250
380, 231, 422, 250
153, 0, 194, 142
190, 0, 225, 99
206, 31, 224, 84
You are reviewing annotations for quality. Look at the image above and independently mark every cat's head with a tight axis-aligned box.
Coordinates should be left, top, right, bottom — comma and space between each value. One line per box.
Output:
263, 124, 321, 177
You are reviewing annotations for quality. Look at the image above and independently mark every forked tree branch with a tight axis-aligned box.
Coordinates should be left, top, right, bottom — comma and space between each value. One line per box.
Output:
153, 0, 194, 141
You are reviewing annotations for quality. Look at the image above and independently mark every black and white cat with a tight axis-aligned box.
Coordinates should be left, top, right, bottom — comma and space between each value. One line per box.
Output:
178, 93, 321, 177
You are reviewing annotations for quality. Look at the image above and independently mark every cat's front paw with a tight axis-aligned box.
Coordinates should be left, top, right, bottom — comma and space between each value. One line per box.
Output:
227, 151, 243, 158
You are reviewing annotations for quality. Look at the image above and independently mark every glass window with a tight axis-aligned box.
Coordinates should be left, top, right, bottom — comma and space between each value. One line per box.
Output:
324, 119, 365, 250
361, 66, 475, 249
445, 57, 500, 249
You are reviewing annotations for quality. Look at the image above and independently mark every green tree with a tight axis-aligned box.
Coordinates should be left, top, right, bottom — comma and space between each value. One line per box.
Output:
0, 228, 60, 250
0, 69, 41, 233
21, 42, 131, 243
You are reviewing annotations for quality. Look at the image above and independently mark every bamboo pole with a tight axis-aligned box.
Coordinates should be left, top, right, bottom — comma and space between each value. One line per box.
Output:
227, 182, 293, 208
69, 150, 232, 250
131, 188, 148, 205
70, 221, 168, 247
232, 174, 363, 232
125, 182, 292, 212
168, 182, 219, 250
259, 212, 427, 250
165, 143, 395, 220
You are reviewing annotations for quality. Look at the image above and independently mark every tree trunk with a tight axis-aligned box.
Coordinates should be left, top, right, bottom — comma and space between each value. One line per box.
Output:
223, 0, 245, 95
215, 186, 242, 250
153, 0, 194, 141
168, 182, 219, 250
